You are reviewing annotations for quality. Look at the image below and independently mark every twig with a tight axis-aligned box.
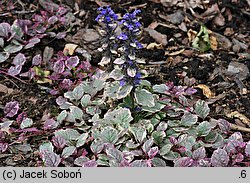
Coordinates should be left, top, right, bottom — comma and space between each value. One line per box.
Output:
0, 70, 29, 85
230, 123, 250, 133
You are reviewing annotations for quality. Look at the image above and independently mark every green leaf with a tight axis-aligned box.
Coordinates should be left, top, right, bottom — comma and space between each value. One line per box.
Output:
135, 89, 155, 107
20, 118, 33, 129
197, 121, 212, 137
151, 157, 166, 167
109, 68, 124, 80
181, 112, 198, 126
192, 25, 211, 52
162, 151, 180, 161
39, 142, 54, 153
62, 146, 76, 158
106, 147, 123, 163
152, 131, 165, 145
86, 106, 101, 115
4, 44, 23, 54
104, 81, 120, 99
81, 94, 91, 107
194, 100, 210, 119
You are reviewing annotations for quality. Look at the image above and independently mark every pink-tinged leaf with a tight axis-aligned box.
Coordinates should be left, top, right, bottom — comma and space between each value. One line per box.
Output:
53, 60, 65, 73
8, 65, 22, 76
43, 119, 58, 130
130, 160, 149, 167
218, 119, 230, 134
245, 141, 250, 157
52, 136, 66, 149
192, 147, 206, 160
24, 37, 40, 49
42, 151, 61, 167
15, 127, 40, 133
211, 149, 229, 167
185, 87, 197, 95
56, 32, 66, 39
0, 143, 8, 153
19, 69, 35, 79
32, 54, 42, 66
148, 147, 159, 159
0, 23, 11, 38
16, 112, 28, 124
174, 157, 193, 167
4, 101, 19, 117
83, 160, 98, 167
13, 53, 26, 66
232, 153, 244, 164
48, 16, 58, 25
59, 79, 73, 89
65, 56, 79, 70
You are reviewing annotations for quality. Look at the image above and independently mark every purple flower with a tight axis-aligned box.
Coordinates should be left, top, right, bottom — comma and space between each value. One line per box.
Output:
120, 79, 126, 86
117, 33, 128, 40
95, 6, 118, 25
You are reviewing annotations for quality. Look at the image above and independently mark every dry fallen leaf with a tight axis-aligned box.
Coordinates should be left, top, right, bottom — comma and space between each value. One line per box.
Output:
165, 48, 185, 56
195, 84, 215, 98
144, 28, 168, 46
63, 43, 79, 55
210, 35, 218, 50
226, 111, 250, 125
146, 43, 163, 50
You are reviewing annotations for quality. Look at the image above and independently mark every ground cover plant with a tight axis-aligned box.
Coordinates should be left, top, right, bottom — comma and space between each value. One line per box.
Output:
0, 0, 249, 167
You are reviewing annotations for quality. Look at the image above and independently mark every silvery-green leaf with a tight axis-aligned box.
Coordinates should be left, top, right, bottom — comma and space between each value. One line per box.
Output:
8, 65, 22, 76
0, 52, 9, 63
76, 133, 88, 147
151, 157, 166, 167
0, 23, 11, 38
39, 142, 54, 153
90, 140, 104, 154
197, 121, 212, 137
98, 127, 119, 144
142, 138, 154, 153
194, 100, 210, 119
0, 38, 4, 47
54, 129, 80, 145
69, 106, 83, 120
109, 68, 124, 80
153, 84, 167, 94
72, 85, 84, 100
142, 101, 165, 113
4, 44, 23, 54
113, 58, 125, 65
11, 20, 24, 38
127, 67, 136, 77
104, 108, 133, 128
162, 151, 181, 161
130, 160, 148, 167
106, 147, 123, 163
98, 56, 110, 66
20, 118, 33, 129
64, 91, 75, 101
152, 131, 165, 145
130, 127, 147, 143
92, 79, 105, 92
117, 84, 133, 99
62, 146, 76, 158
135, 89, 155, 107
81, 94, 91, 107
139, 80, 151, 87
181, 112, 198, 126
160, 144, 173, 155
86, 106, 101, 115
104, 81, 120, 99
57, 110, 68, 123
